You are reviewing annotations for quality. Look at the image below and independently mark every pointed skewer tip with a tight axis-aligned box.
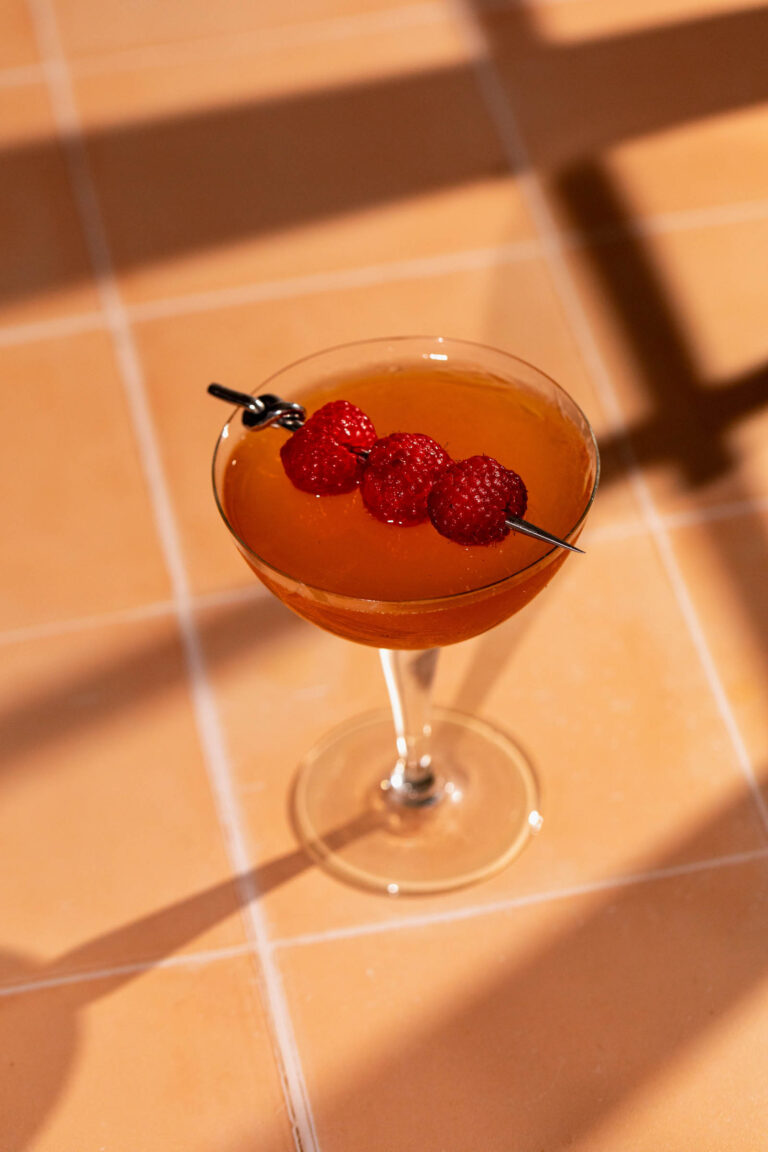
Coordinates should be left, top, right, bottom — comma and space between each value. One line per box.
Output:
506, 516, 584, 554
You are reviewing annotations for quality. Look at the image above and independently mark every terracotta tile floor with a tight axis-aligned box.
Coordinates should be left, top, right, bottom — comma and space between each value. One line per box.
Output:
3, 0, 768, 1147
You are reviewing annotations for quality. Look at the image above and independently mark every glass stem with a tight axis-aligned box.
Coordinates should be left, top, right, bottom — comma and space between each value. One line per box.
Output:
379, 648, 442, 806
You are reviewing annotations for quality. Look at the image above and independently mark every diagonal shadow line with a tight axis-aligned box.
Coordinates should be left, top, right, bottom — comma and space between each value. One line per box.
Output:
299, 785, 768, 1149
0, 593, 301, 776
446, 25, 768, 714
551, 158, 768, 684
2, 775, 767, 1150
4, 3, 768, 310
555, 160, 768, 490
2, 62, 509, 309
479, 1, 768, 168
0, 810, 376, 1152
597, 361, 768, 491
438, 123, 768, 829
708, 360, 768, 424
47, 809, 381, 990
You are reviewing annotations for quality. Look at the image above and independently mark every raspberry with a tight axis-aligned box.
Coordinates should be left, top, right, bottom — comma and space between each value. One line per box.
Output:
428, 455, 528, 545
280, 400, 376, 495
361, 432, 452, 525
505, 469, 528, 520
302, 399, 377, 454
280, 426, 364, 494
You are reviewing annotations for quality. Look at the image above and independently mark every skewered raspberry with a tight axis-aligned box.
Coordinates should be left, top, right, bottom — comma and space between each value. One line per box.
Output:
361, 432, 452, 525
302, 399, 377, 453
428, 455, 528, 545
280, 401, 376, 495
280, 428, 361, 494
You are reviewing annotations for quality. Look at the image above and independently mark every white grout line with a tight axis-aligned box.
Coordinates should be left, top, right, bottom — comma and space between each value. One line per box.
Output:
0, 243, 541, 348
26, 3, 319, 1148
0, 598, 177, 647
1, 847, 768, 999
3, 844, 768, 1000
0, 942, 253, 999
477, 0, 600, 8
0, 3, 448, 88
652, 494, 768, 533
194, 582, 270, 610
2, 193, 768, 352
0, 310, 105, 347
1, 492, 767, 649
67, 3, 449, 77
561, 197, 768, 249
0, 61, 46, 88
127, 240, 543, 323
450, 0, 768, 838
585, 495, 768, 545
0, 584, 267, 649
271, 846, 768, 950
0, 0, 587, 94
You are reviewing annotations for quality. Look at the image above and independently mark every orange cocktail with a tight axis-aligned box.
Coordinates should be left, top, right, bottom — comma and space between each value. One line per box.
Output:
218, 355, 595, 647
211, 337, 599, 895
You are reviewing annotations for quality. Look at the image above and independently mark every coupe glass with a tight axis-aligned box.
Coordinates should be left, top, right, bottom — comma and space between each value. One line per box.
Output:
212, 337, 599, 895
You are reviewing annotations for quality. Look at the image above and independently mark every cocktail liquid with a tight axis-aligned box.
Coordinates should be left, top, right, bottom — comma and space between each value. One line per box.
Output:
221, 365, 594, 647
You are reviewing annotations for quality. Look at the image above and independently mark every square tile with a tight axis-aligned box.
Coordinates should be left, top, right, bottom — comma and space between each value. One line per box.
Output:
0, 617, 246, 982
276, 858, 768, 1150
483, 0, 768, 224
198, 529, 768, 942
0, 955, 295, 1151
55, 0, 434, 58
0, 85, 101, 326
72, 17, 533, 304
0, 330, 171, 631
0, 0, 40, 70
670, 507, 768, 791
563, 216, 768, 515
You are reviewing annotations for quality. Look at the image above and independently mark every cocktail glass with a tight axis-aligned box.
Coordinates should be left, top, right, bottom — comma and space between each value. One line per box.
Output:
212, 337, 599, 895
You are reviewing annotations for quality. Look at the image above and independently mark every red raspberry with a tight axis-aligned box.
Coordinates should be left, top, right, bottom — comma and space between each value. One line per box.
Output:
361, 432, 452, 526
280, 400, 376, 495
505, 469, 528, 520
428, 455, 528, 545
302, 400, 377, 453
281, 427, 364, 494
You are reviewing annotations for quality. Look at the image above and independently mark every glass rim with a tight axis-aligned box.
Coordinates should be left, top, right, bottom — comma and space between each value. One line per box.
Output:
211, 335, 601, 611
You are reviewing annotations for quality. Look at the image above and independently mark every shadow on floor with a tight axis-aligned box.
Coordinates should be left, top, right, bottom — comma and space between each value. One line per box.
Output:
4, 3, 768, 308
4, 2, 768, 1146
2, 778, 766, 1149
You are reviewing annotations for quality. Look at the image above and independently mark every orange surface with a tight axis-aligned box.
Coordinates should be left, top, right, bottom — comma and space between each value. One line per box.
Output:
3, 0, 768, 1148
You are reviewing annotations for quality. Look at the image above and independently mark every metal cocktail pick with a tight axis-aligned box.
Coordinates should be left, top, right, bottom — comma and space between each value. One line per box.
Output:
208, 383, 306, 430
208, 383, 584, 554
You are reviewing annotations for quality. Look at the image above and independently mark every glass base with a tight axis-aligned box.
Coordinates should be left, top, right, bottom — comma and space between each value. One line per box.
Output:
292, 707, 541, 895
